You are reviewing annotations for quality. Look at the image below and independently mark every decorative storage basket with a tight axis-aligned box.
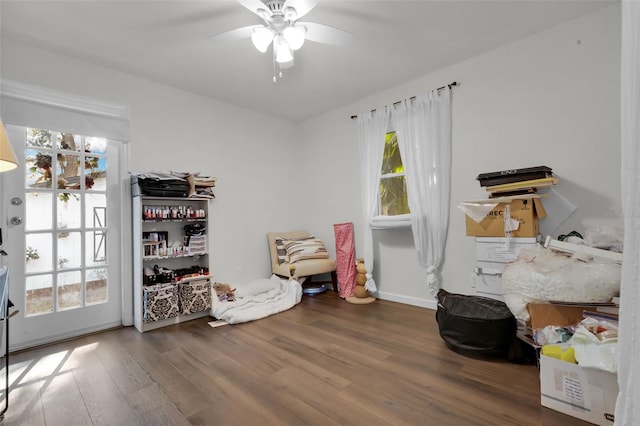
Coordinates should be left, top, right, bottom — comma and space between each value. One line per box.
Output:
143, 283, 180, 323
179, 277, 212, 315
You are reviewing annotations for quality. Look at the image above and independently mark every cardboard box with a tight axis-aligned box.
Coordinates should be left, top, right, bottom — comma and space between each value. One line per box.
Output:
540, 355, 617, 425
464, 198, 546, 237
527, 302, 618, 332
527, 303, 589, 332
475, 237, 538, 263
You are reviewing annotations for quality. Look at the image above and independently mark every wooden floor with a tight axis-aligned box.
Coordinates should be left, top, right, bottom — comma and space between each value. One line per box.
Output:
2, 291, 590, 426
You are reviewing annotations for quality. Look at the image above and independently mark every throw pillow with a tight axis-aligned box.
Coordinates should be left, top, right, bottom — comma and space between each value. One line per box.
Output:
284, 238, 329, 263
275, 238, 288, 264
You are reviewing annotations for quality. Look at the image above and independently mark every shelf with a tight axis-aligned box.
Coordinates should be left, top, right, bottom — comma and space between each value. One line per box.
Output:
142, 218, 206, 223
143, 252, 208, 261
132, 184, 212, 333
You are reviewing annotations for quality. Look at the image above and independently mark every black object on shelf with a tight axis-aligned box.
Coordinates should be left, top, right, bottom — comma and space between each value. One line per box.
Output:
476, 166, 553, 187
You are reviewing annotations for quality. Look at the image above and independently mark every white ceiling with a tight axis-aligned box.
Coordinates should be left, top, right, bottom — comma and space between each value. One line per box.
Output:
0, 0, 614, 123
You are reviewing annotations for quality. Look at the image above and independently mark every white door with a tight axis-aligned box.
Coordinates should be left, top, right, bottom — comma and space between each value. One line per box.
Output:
1, 124, 124, 350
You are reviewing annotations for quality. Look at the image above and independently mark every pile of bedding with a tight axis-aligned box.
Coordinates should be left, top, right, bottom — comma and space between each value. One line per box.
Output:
210, 275, 302, 324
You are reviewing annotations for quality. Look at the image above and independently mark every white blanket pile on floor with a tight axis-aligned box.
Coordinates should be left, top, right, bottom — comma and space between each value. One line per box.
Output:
210, 275, 302, 324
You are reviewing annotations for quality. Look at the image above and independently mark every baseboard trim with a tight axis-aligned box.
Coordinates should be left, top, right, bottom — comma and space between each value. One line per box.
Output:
10, 321, 123, 353
375, 291, 437, 310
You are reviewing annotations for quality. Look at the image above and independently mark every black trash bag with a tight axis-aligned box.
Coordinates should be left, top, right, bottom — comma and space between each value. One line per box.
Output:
436, 289, 517, 359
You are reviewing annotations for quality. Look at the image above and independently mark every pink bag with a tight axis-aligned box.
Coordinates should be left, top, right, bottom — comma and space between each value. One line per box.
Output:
333, 222, 357, 298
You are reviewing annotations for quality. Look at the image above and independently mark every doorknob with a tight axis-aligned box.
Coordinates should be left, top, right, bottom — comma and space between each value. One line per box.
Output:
9, 216, 22, 226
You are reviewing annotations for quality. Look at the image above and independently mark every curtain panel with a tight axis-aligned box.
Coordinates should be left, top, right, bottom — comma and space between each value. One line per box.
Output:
616, 1, 640, 424
392, 88, 452, 297
356, 108, 390, 292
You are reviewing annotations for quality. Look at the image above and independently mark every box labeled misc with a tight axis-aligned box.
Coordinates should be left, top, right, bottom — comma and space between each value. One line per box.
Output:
463, 197, 546, 238
540, 355, 617, 425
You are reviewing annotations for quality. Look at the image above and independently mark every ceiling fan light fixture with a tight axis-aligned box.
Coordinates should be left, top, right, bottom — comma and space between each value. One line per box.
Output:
274, 36, 293, 63
283, 6, 297, 21
283, 24, 306, 50
251, 27, 274, 53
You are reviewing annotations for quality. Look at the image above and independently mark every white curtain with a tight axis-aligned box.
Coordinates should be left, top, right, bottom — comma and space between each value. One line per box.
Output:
392, 88, 452, 298
616, 1, 640, 424
357, 108, 390, 292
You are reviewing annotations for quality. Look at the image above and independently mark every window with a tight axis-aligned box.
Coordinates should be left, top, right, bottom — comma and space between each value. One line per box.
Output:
379, 131, 410, 216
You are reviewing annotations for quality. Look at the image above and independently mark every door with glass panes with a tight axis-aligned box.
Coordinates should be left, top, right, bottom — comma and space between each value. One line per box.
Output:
2, 125, 123, 350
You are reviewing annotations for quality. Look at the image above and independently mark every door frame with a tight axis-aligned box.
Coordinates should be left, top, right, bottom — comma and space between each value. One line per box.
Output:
0, 79, 132, 350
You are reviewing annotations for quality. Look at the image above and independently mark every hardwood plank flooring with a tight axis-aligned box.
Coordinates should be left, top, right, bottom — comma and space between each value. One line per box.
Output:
2, 291, 591, 425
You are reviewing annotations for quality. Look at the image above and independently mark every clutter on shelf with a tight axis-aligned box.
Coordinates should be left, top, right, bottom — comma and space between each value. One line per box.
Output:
131, 171, 216, 198
476, 166, 556, 197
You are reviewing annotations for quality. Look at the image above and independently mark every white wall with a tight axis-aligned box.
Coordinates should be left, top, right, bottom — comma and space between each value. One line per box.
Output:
298, 4, 622, 307
0, 39, 303, 285
1, 3, 622, 309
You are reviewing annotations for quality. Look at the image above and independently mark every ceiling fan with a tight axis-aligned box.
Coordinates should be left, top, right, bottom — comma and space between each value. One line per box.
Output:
209, 0, 353, 82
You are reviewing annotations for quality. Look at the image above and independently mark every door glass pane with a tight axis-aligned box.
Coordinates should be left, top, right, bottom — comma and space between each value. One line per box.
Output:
26, 192, 53, 231
57, 271, 82, 311
25, 149, 53, 189
26, 233, 53, 274
57, 133, 80, 152
26, 275, 53, 316
57, 153, 81, 191
85, 137, 107, 154
26, 128, 53, 148
86, 194, 106, 228
58, 194, 81, 229
58, 231, 82, 269
85, 156, 106, 192
86, 232, 106, 267
86, 268, 107, 305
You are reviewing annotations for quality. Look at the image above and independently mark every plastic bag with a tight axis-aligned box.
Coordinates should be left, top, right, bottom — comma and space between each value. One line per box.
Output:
583, 226, 624, 252
569, 318, 618, 373
501, 245, 621, 321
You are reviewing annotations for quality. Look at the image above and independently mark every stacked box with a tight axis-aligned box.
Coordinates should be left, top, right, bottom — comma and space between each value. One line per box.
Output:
464, 198, 546, 238
143, 283, 179, 322
473, 237, 537, 300
540, 355, 617, 425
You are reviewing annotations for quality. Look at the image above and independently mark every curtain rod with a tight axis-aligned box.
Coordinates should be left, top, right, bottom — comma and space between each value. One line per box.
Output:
350, 81, 458, 120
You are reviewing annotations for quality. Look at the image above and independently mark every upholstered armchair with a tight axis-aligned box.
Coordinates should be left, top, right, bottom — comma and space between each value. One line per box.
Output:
267, 231, 338, 293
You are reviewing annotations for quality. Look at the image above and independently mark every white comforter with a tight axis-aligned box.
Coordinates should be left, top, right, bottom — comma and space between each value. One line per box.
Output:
210, 276, 302, 324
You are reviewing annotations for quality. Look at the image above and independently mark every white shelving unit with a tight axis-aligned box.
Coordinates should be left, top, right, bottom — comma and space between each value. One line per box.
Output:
132, 195, 212, 332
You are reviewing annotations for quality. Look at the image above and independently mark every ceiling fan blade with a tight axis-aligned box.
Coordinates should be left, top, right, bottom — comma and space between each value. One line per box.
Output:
300, 22, 353, 46
235, 0, 271, 17
208, 25, 260, 43
284, 0, 319, 20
